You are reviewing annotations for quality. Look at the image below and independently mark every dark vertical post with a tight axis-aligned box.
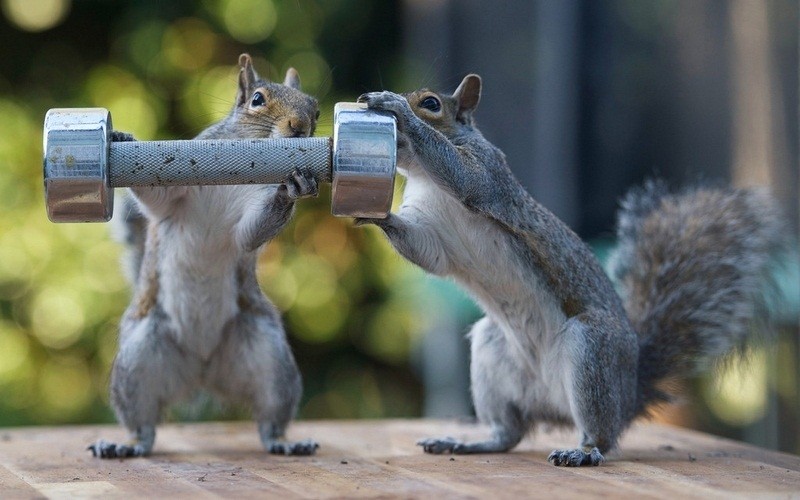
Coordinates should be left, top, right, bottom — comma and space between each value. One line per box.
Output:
530, 0, 581, 228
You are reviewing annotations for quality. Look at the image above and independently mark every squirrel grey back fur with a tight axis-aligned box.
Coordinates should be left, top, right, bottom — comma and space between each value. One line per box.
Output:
358, 75, 784, 466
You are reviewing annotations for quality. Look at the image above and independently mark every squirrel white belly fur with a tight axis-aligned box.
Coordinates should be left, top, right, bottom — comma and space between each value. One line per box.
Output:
401, 174, 573, 416
90, 54, 320, 459
358, 76, 783, 466
138, 184, 279, 358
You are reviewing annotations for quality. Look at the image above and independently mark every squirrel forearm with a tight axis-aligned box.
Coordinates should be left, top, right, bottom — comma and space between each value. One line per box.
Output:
404, 120, 494, 207
366, 213, 449, 275
236, 187, 295, 252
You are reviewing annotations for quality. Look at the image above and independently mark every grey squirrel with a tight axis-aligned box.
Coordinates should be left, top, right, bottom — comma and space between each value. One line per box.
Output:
357, 75, 784, 466
90, 54, 320, 458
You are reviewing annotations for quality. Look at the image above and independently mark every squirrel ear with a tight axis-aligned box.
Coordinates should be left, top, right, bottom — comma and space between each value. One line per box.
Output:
283, 67, 301, 90
237, 53, 259, 106
453, 74, 482, 121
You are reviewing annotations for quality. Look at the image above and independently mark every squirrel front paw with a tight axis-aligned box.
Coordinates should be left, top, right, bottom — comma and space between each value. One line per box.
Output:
358, 91, 413, 127
110, 131, 136, 142
284, 168, 319, 200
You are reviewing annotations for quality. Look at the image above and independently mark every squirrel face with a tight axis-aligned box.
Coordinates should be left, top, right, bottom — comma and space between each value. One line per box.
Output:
404, 74, 482, 138
234, 53, 319, 139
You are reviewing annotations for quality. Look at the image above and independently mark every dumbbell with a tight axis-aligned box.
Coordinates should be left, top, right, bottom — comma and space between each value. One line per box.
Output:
43, 103, 397, 223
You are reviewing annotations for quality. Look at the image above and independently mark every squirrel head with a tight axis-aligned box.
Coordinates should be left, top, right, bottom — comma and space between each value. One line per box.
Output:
405, 74, 482, 137
233, 53, 319, 138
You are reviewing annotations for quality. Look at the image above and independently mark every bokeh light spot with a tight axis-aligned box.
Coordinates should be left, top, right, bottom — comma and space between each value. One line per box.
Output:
82, 240, 126, 293
1, 0, 70, 32
365, 304, 415, 365
291, 253, 337, 309
0, 322, 30, 381
182, 65, 239, 131
263, 265, 299, 310
291, 297, 347, 344
704, 350, 768, 425
38, 357, 92, 418
284, 51, 331, 97
30, 287, 85, 349
87, 66, 162, 139
162, 18, 218, 71
107, 95, 159, 140
0, 230, 34, 289
219, 0, 277, 43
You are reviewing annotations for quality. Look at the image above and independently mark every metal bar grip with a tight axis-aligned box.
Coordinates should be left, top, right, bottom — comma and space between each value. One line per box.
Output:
108, 137, 333, 187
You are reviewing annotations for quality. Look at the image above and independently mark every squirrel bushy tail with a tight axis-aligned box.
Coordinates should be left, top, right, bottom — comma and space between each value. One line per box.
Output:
609, 181, 785, 414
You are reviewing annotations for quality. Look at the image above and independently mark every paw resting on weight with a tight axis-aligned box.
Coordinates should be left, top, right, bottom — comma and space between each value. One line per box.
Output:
358, 91, 413, 122
284, 168, 318, 200
110, 131, 136, 142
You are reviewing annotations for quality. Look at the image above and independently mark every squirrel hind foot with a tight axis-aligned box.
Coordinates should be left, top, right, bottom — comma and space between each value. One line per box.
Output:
266, 438, 319, 456
417, 436, 461, 454
87, 439, 148, 459
547, 447, 604, 466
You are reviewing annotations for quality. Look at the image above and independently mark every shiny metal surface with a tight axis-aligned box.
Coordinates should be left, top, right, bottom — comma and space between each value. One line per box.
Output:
331, 102, 397, 218
43, 108, 113, 222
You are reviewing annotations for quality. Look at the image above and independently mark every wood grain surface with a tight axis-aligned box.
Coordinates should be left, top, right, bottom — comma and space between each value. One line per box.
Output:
1, 419, 798, 498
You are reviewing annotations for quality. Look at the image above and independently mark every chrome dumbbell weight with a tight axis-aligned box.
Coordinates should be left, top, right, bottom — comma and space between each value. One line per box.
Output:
43, 103, 396, 222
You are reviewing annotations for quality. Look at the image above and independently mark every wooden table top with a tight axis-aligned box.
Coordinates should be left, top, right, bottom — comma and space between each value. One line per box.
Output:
1, 419, 798, 498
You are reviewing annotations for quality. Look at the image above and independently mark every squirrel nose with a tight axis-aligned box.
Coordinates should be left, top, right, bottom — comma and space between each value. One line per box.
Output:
288, 119, 308, 138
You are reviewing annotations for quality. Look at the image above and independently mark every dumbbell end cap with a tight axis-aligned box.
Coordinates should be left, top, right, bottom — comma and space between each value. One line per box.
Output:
43, 108, 113, 223
332, 102, 397, 218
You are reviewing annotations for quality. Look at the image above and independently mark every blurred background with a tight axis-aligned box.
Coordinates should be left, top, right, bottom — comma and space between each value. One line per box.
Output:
0, 0, 797, 454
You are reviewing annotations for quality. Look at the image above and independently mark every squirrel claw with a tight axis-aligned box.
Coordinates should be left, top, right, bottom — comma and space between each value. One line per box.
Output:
267, 438, 320, 456
110, 131, 136, 142
285, 168, 318, 200
357, 91, 410, 118
88, 439, 146, 459
547, 447, 604, 466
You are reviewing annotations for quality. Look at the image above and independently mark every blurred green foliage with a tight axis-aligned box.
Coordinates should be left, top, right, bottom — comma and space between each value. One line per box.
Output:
0, 0, 428, 426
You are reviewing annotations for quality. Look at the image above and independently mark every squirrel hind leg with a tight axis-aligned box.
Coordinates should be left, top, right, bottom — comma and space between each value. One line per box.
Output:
419, 318, 529, 455
88, 425, 155, 459
207, 311, 318, 456
556, 312, 638, 465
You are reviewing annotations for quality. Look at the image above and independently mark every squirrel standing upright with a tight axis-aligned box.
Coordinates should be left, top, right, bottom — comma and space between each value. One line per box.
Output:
357, 76, 784, 466
90, 54, 320, 458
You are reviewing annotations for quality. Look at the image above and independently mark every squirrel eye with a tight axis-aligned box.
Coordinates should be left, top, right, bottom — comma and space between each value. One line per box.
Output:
420, 96, 441, 112
251, 92, 266, 107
